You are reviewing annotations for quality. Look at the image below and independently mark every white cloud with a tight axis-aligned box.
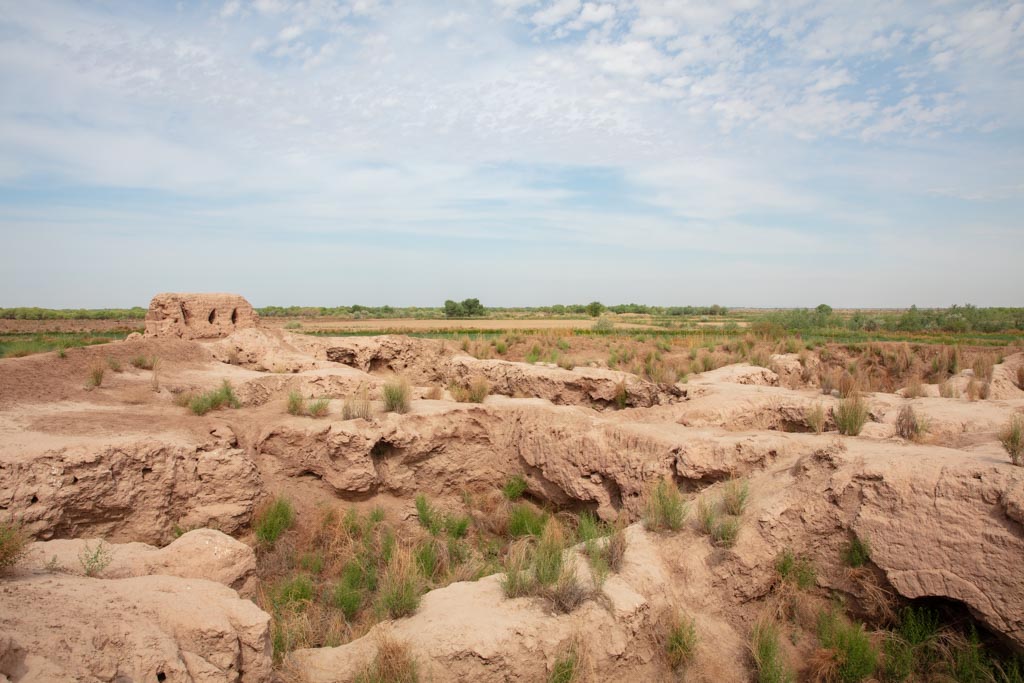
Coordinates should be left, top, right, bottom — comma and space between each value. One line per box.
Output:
531, 0, 580, 27
220, 0, 242, 19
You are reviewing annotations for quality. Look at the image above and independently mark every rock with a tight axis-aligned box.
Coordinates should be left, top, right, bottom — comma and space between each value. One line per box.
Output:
145, 293, 259, 340
25, 528, 258, 594
0, 573, 272, 682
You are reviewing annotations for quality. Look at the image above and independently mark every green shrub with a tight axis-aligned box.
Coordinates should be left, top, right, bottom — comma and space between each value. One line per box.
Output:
414, 540, 439, 579
414, 495, 443, 536
835, 394, 869, 436
331, 581, 365, 620
255, 497, 295, 546
697, 498, 718, 535
287, 391, 305, 416
776, 549, 816, 589
307, 397, 330, 417
445, 515, 470, 539
752, 619, 795, 683
501, 542, 536, 598
576, 511, 603, 543
806, 403, 826, 433
508, 503, 547, 537
382, 378, 411, 414
298, 551, 324, 574
495, 341, 508, 355
78, 540, 112, 577
0, 521, 30, 572
711, 516, 740, 547
274, 574, 314, 609
666, 613, 697, 669
375, 550, 420, 619
643, 479, 687, 531
502, 475, 528, 501
816, 609, 879, 682
1000, 414, 1024, 466
722, 479, 749, 516
189, 380, 240, 416
533, 522, 565, 586
842, 536, 871, 568
548, 642, 580, 683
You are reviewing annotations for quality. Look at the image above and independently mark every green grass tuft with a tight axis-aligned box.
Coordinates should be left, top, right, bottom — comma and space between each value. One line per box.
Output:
502, 475, 528, 501
255, 497, 295, 546
666, 613, 698, 669
0, 520, 30, 572
189, 380, 240, 416
842, 536, 871, 568
382, 377, 411, 414
752, 619, 796, 683
835, 394, 869, 436
508, 503, 547, 537
643, 479, 687, 531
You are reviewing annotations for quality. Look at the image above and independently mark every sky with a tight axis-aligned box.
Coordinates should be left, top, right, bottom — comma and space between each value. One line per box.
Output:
0, 0, 1022, 308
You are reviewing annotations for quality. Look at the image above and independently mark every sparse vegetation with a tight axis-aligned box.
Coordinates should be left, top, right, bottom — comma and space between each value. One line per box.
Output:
375, 549, 421, 619
307, 397, 330, 417
711, 516, 740, 547
189, 380, 240, 415
752, 618, 795, 683
842, 536, 871, 568
287, 391, 305, 415
776, 549, 816, 590
0, 520, 30, 572
450, 376, 490, 403
548, 640, 582, 683
643, 479, 687, 531
87, 363, 105, 388
354, 635, 419, 683
722, 478, 749, 516
78, 540, 113, 577
815, 609, 879, 682
895, 405, 927, 441
255, 497, 295, 547
502, 475, 528, 501
666, 613, 698, 669
343, 387, 373, 420
1000, 414, 1024, 466
834, 394, 869, 436
382, 377, 411, 414
130, 355, 156, 370
806, 403, 826, 433
106, 356, 122, 372
508, 503, 547, 537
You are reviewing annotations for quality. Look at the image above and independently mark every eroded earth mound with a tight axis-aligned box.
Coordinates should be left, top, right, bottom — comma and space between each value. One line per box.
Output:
1, 294, 1022, 682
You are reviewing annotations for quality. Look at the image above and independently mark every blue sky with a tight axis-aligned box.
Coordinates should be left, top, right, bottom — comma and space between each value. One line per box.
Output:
0, 0, 1021, 308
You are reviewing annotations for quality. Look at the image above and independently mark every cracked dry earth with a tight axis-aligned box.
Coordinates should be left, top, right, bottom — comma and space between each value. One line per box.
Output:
1, 307, 1023, 682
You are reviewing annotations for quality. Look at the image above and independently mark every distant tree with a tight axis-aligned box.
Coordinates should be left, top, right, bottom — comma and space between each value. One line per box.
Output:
444, 300, 465, 318
586, 301, 605, 317
815, 304, 833, 316
461, 298, 485, 317
550, 304, 566, 315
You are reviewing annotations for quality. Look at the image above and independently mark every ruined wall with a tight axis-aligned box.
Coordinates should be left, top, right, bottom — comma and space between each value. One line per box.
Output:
144, 292, 259, 339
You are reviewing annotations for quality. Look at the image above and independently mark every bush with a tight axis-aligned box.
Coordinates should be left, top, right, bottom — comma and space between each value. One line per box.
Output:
752, 618, 795, 683
189, 381, 240, 416
776, 549, 816, 589
307, 397, 330, 417
87, 363, 105, 388
548, 641, 581, 683
343, 387, 373, 420
547, 565, 588, 613
842, 536, 871, 568
0, 521, 30, 572
255, 497, 295, 546
451, 376, 490, 403
643, 479, 687, 531
722, 479, 749, 516
382, 378, 410, 414
131, 355, 156, 370
697, 498, 718, 536
666, 613, 698, 669
592, 317, 614, 332
274, 574, 314, 609
816, 610, 879, 682
834, 394, 869, 436
711, 516, 740, 547
508, 503, 547, 537
502, 475, 528, 501
1000, 414, 1024, 466
354, 635, 419, 683
533, 521, 565, 586
375, 550, 421, 619
287, 391, 305, 416
106, 356, 122, 372
896, 405, 927, 441
806, 403, 826, 434
78, 540, 113, 577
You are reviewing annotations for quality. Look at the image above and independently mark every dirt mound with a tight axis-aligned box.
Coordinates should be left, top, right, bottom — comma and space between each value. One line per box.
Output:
145, 292, 259, 339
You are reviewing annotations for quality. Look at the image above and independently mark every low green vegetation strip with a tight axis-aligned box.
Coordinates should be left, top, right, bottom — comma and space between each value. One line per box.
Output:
0, 331, 139, 358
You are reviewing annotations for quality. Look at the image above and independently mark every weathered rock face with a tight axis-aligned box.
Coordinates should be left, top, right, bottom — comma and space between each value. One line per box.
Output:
1, 441, 261, 544
25, 529, 258, 595
145, 292, 259, 339
0, 573, 272, 682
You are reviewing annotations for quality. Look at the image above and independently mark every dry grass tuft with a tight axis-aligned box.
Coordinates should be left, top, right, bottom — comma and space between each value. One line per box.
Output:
904, 374, 924, 398
382, 377, 411, 414
450, 376, 490, 403
806, 403, 826, 434
1000, 414, 1024, 466
86, 363, 105, 388
834, 394, 869, 436
642, 479, 687, 531
354, 633, 419, 683
343, 387, 373, 420
895, 405, 927, 441
0, 520, 30, 572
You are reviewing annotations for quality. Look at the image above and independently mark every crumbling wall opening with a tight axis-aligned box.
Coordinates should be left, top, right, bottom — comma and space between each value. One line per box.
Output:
231, 308, 238, 325
208, 309, 216, 324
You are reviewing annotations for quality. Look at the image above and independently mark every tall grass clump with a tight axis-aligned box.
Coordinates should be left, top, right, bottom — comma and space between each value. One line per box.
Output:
382, 377, 411, 414
502, 475, 528, 501
87, 363, 105, 388
189, 380, 240, 416
354, 635, 419, 683
533, 521, 565, 586
834, 394, 869, 436
287, 391, 305, 416
722, 479, 749, 516
508, 503, 547, 537
106, 356, 122, 372
904, 374, 924, 398
501, 541, 536, 598
255, 497, 295, 546
343, 387, 373, 420
1000, 414, 1024, 466
643, 479, 687, 531
896, 405, 927, 441
815, 609, 879, 682
375, 549, 421, 619
752, 618, 795, 683
775, 549, 816, 590
307, 397, 330, 417
806, 403, 826, 434
451, 376, 490, 403
666, 613, 698, 669
548, 640, 582, 683
0, 520, 30, 572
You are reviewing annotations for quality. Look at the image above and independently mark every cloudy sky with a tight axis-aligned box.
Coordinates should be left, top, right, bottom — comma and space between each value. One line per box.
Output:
1, 0, 1022, 308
